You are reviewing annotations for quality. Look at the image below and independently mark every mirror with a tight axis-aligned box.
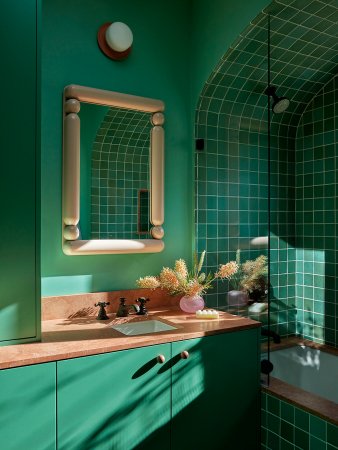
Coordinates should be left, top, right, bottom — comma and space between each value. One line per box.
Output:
78, 103, 152, 240
62, 84, 165, 255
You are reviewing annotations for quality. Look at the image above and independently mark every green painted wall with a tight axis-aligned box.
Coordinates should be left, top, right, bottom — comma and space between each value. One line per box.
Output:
0, 0, 40, 343
41, 0, 193, 295
41, 0, 272, 296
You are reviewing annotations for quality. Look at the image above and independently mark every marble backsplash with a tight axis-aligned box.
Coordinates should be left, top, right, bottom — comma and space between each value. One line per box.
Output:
42, 289, 180, 320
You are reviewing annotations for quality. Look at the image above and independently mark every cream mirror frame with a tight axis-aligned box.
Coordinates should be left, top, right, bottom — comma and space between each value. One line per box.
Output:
62, 84, 165, 255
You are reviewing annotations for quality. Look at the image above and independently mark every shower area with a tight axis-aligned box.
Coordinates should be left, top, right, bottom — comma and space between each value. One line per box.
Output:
194, 0, 338, 447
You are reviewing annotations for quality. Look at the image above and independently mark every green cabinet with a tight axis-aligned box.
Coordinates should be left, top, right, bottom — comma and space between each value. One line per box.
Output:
57, 344, 172, 450
0, 0, 40, 343
0, 329, 259, 449
57, 329, 260, 450
0, 363, 56, 450
171, 329, 260, 450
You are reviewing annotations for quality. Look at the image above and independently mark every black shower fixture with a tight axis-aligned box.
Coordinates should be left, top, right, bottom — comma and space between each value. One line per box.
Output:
265, 85, 290, 114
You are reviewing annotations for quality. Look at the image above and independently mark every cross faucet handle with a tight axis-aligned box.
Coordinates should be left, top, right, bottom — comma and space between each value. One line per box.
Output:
95, 301, 110, 307
136, 297, 149, 305
95, 301, 110, 320
136, 297, 149, 315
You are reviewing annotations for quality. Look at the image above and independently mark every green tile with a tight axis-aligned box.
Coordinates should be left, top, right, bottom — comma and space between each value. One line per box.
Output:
309, 415, 326, 441
295, 408, 309, 432
327, 444, 338, 450
261, 427, 268, 447
327, 423, 338, 447
267, 395, 280, 417
309, 436, 325, 450
267, 431, 280, 450
295, 428, 309, 450
281, 420, 294, 443
280, 438, 294, 450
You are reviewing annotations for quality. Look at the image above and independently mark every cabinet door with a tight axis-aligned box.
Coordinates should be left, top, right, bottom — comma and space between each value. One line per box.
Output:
171, 329, 260, 450
0, 363, 56, 450
0, 0, 39, 342
57, 344, 171, 450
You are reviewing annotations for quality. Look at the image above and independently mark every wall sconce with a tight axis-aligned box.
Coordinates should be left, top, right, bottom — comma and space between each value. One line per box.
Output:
97, 22, 133, 61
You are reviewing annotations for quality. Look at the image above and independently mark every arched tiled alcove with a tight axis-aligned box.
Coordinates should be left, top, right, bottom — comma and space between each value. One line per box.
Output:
91, 107, 151, 239
195, 0, 338, 341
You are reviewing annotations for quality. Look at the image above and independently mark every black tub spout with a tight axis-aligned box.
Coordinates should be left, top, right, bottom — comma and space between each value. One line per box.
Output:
261, 327, 281, 344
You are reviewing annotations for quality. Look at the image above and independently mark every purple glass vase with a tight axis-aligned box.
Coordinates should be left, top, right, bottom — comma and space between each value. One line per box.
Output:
227, 290, 249, 307
179, 295, 205, 313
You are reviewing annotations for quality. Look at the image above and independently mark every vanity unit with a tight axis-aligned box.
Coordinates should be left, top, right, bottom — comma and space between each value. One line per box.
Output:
0, 309, 260, 450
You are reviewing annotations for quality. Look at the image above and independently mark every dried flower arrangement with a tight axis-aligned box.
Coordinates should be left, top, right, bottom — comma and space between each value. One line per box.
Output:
136, 250, 268, 301
228, 250, 268, 294
136, 251, 238, 297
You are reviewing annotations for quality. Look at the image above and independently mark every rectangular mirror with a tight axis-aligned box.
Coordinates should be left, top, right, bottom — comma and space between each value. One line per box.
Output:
62, 84, 165, 255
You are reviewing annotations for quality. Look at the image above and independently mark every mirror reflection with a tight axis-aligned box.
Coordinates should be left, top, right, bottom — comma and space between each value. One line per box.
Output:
78, 103, 152, 240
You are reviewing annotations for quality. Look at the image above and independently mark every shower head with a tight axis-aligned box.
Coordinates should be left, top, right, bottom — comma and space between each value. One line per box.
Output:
265, 85, 290, 114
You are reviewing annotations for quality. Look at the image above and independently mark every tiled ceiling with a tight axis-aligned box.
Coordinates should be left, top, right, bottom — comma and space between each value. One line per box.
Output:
198, 0, 338, 130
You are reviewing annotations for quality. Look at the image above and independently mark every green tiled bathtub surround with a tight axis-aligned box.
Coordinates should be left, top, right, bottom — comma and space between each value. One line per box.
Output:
261, 391, 338, 449
295, 76, 338, 347
90, 107, 151, 240
195, 0, 337, 336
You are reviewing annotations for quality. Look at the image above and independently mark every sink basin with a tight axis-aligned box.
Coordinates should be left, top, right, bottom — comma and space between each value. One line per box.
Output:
111, 320, 177, 336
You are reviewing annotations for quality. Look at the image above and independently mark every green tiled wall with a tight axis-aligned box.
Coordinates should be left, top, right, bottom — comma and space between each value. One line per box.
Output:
195, 0, 337, 339
195, 112, 269, 309
194, 11, 270, 310
295, 75, 338, 346
91, 107, 151, 240
261, 391, 338, 450
269, 127, 297, 337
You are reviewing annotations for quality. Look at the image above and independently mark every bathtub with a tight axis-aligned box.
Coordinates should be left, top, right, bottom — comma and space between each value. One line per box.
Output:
261, 343, 338, 450
269, 345, 338, 404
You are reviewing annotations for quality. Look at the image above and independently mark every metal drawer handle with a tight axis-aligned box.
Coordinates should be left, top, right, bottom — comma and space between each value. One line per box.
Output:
180, 351, 189, 359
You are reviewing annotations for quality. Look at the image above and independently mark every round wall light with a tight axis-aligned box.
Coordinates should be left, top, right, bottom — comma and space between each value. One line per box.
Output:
97, 22, 133, 61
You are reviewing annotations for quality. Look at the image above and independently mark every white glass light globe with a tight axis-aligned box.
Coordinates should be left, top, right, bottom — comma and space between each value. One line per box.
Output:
105, 22, 133, 52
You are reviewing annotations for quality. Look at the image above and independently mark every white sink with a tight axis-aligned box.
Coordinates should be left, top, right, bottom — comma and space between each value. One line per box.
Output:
111, 320, 177, 336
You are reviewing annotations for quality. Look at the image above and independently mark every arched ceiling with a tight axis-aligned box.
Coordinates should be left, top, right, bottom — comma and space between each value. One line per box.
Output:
198, 0, 337, 131
93, 107, 151, 161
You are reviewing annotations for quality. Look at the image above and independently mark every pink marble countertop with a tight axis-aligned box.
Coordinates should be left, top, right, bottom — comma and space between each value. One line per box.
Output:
0, 307, 260, 369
